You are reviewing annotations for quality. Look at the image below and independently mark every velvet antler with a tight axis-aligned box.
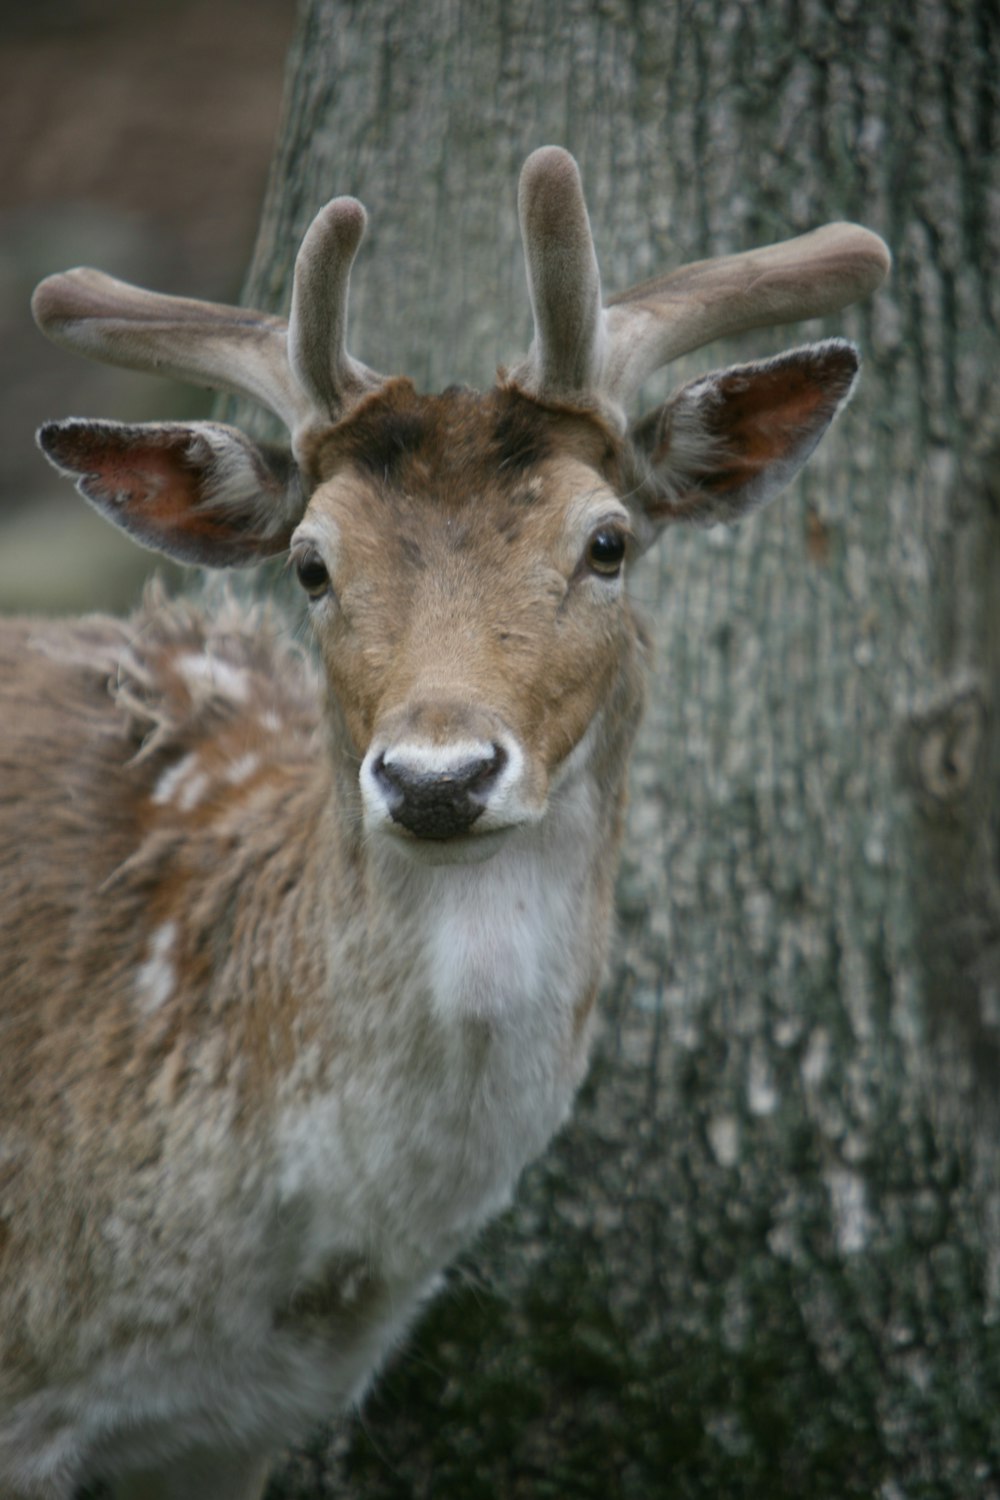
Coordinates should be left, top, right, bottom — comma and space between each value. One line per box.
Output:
31, 149, 890, 453
31, 197, 382, 450
511, 146, 890, 425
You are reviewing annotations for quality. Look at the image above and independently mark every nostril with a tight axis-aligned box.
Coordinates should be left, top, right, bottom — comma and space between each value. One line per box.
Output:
371, 749, 397, 793
470, 743, 507, 797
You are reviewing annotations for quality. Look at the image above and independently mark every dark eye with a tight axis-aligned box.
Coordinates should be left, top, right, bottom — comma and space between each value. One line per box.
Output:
294, 549, 330, 599
585, 527, 626, 578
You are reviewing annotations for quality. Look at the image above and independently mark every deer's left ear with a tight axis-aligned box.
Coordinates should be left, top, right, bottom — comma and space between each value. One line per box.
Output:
630, 338, 860, 531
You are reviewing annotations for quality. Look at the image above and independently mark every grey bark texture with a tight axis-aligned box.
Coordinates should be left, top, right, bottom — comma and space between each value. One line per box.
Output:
223, 1, 1000, 1495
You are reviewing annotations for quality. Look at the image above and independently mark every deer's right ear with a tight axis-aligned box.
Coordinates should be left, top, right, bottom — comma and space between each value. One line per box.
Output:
37, 418, 305, 567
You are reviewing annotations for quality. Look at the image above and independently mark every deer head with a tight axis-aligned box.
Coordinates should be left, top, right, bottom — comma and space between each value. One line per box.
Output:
33, 148, 889, 858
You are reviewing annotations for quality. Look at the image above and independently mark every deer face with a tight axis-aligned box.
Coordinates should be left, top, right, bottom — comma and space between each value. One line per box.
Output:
291, 382, 640, 853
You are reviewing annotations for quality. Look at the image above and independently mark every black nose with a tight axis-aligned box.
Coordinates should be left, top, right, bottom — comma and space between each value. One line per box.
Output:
372, 744, 508, 839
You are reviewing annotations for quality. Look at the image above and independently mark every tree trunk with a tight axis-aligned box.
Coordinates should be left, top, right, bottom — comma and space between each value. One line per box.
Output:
227, 2, 1000, 1494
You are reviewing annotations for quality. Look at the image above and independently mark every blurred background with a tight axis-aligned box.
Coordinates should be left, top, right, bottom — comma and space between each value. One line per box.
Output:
0, 0, 296, 612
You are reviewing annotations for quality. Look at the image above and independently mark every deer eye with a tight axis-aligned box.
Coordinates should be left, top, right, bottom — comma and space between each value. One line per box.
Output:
294, 548, 331, 599
585, 526, 627, 578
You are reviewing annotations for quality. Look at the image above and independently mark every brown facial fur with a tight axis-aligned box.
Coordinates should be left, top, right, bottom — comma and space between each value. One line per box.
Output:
297, 381, 638, 801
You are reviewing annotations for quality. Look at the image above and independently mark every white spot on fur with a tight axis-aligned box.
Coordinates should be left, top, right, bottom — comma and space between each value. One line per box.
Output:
135, 921, 178, 1014
177, 652, 250, 704
151, 753, 211, 812
224, 752, 261, 786
176, 769, 211, 811
151, 752, 199, 806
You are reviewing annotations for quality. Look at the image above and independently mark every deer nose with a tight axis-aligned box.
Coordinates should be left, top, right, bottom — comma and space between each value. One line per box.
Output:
371, 743, 508, 839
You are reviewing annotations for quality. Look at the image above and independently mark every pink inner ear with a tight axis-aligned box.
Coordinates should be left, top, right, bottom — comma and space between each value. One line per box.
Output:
87, 442, 193, 512
661, 361, 843, 497
82, 441, 246, 548
641, 340, 859, 527
78, 436, 254, 551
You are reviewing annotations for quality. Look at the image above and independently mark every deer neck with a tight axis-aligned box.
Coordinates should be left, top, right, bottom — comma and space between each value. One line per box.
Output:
274, 693, 638, 1287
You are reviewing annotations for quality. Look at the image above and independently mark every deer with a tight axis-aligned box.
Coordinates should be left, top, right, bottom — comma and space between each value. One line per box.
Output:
0, 147, 889, 1499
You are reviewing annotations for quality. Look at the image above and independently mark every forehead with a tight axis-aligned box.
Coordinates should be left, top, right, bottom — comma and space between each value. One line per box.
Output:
301, 379, 621, 518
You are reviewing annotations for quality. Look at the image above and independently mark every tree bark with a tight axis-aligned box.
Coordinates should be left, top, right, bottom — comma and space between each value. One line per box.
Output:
226, 2, 1000, 1494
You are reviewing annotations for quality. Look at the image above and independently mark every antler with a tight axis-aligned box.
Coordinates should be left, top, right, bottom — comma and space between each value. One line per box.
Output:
31, 198, 381, 445
516, 148, 606, 396
511, 146, 890, 424
32, 150, 890, 446
287, 197, 382, 416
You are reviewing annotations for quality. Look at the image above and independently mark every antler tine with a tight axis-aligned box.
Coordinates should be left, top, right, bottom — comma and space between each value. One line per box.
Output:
507, 148, 889, 423
601, 221, 891, 407
288, 197, 383, 422
31, 270, 311, 433
513, 146, 605, 401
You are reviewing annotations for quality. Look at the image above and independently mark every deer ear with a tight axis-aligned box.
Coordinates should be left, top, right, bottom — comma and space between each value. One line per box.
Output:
37, 419, 305, 567
630, 338, 860, 530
